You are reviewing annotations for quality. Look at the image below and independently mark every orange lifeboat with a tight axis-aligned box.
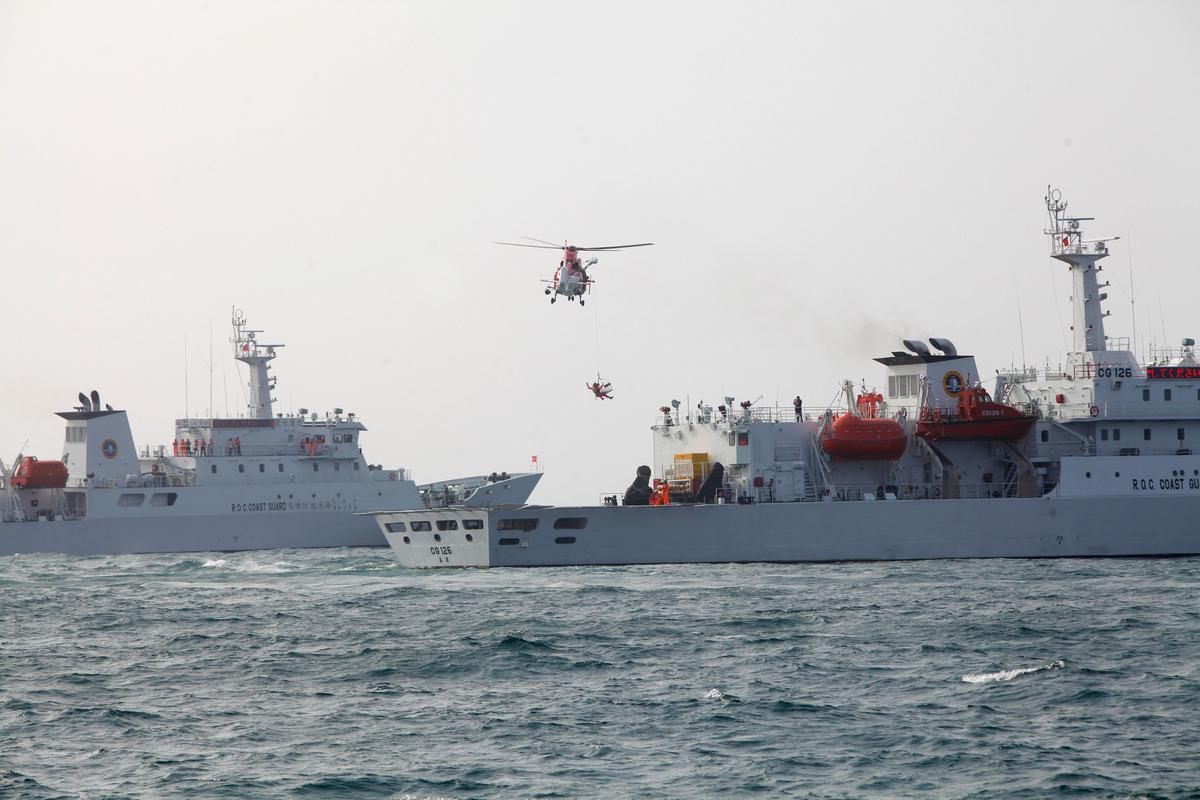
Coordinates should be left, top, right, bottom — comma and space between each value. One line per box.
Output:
820, 390, 907, 461
917, 386, 1036, 442
822, 415, 908, 460
10, 456, 69, 489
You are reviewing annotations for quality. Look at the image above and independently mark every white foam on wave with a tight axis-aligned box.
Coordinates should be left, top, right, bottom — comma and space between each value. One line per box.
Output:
704, 688, 727, 700
201, 557, 295, 573
961, 659, 1065, 684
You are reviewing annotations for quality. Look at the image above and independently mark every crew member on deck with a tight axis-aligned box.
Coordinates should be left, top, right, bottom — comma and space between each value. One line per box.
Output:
623, 465, 654, 506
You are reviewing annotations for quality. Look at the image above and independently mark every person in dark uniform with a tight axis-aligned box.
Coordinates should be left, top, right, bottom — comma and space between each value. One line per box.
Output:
623, 465, 654, 506
793, 396, 803, 421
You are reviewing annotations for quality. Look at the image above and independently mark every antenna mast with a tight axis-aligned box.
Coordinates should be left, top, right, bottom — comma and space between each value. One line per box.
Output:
1044, 186, 1120, 359
231, 307, 284, 419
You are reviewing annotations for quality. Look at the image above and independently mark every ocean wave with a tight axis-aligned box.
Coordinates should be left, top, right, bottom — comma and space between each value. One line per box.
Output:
961, 659, 1065, 684
201, 557, 297, 573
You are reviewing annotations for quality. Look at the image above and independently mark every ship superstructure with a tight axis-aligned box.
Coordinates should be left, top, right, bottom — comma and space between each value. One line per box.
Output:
1, 309, 538, 555
367, 188, 1200, 567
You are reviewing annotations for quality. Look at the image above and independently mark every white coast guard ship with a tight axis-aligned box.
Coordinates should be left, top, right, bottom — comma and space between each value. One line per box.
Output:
0, 310, 538, 555
367, 188, 1200, 567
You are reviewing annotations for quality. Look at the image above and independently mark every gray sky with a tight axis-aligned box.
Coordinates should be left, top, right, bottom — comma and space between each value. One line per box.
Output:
3, 1, 1199, 504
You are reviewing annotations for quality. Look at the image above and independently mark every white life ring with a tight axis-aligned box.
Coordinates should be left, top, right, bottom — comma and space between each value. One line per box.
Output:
1089, 405, 1099, 417
388, 471, 398, 481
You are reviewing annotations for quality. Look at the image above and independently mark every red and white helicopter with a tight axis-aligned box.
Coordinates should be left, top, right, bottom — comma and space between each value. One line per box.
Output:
494, 237, 654, 306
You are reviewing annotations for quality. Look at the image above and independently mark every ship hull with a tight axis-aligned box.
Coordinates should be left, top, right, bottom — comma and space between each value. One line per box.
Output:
1, 473, 541, 556
0, 510, 388, 556
370, 494, 1200, 568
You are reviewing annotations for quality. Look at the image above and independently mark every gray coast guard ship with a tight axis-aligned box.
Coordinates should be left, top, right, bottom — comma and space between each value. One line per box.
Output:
0, 310, 538, 555
367, 188, 1200, 567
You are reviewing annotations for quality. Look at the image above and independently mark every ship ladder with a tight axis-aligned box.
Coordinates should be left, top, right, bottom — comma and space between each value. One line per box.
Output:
1000, 441, 1038, 498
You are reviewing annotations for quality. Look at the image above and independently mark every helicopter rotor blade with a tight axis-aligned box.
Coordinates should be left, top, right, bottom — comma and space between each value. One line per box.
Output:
493, 242, 565, 250
574, 242, 655, 251
520, 236, 565, 247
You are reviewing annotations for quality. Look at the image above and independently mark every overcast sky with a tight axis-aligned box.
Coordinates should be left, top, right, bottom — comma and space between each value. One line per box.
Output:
2, 1, 1199, 504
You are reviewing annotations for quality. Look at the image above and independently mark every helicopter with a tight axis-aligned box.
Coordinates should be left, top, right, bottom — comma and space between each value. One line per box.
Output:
494, 237, 654, 306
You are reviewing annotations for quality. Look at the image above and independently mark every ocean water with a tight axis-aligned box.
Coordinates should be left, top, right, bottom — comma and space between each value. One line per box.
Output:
2, 552, 1198, 799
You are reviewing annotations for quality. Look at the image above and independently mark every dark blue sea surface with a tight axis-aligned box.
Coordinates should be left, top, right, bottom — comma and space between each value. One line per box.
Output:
2, 552, 1198, 799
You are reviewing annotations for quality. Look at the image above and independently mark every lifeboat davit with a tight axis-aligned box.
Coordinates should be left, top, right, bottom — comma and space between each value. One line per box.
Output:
821, 391, 908, 461
917, 387, 1036, 442
10, 456, 69, 489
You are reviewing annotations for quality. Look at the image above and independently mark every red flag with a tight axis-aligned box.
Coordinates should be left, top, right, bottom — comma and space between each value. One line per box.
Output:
1062, 236, 1069, 247
531, 455, 538, 463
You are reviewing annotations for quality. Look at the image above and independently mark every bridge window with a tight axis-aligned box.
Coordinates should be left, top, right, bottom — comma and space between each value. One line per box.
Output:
385, 522, 406, 533
410, 521, 432, 532
150, 492, 177, 507
463, 519, 484, 530
1100, 429, 1109, 441
436, 520, 458, 531
117, 493, 145, 507
497, 518, 538, 532
554, 517, 588, 530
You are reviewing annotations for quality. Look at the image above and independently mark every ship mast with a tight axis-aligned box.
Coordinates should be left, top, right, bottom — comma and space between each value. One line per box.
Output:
231, 307, 283, 419
1044, 187, 1119, 358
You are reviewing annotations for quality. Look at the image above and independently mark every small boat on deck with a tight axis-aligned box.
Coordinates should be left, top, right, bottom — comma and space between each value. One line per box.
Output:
820, 389, 908, 460
917, 386, 1035, 442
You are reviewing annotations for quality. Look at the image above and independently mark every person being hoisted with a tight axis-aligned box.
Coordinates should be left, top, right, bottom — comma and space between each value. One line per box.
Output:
587, 377, 614, 400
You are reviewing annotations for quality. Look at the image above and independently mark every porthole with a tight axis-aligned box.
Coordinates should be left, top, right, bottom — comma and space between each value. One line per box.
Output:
433, 533, 442, 542
1085, 472, 1091, 478
402, 536, 411, 544
465, 533, 474, 542
554, 536, 577, 544
498, 537, 520, 546
1115, 472, 1120, 478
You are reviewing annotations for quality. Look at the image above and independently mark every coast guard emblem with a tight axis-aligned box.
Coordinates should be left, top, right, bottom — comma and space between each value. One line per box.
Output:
942, 370, 965, 398
101, 439, 119, 459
